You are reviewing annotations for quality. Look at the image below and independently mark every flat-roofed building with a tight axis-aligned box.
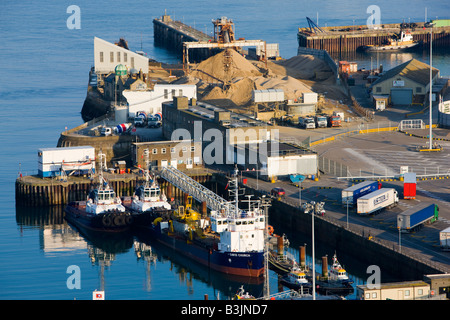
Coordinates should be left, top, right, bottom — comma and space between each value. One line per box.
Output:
356, 280, 431, 300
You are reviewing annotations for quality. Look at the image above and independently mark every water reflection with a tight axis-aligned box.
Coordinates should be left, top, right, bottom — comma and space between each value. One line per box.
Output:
15, 204, 264, 299
15, 204, 383, 299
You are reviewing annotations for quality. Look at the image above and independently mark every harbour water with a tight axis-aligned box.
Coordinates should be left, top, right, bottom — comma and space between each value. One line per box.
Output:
1, 0, 449, 300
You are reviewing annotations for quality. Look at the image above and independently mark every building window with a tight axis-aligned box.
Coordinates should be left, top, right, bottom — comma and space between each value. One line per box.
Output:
416, 87, 422, 93
418, 289, 423, 295
405, 290, 410, 297
124, 52, 127, 62
365, 293, 370, 299
117, 52, 121, 62
131, 57, 134, 68
371, 292, 377, 299
376, 86, 381, 93
152, 148, 157, 154
182, 146, 187, 152
164, 89, 169, 99
110, 52, 114, 63
171, 147, 175, 153
190, 146, 195, 152
161, 148, 166, 154
179, 89, 183, 96
172, 89, 176, 97
100, 52, 104, 63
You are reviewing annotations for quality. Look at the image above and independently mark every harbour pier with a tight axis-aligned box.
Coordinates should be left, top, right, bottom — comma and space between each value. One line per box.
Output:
153, 12, 213, 62
298, 21, 450, 54
15, 171, 214, 207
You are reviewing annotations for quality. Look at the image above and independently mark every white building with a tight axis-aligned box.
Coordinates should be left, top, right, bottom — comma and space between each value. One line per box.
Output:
122, 84, 197, 118
94, 37, 149, 74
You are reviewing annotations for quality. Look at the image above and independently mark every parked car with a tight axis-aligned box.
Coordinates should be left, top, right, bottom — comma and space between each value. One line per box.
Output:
271, 187, 286, 198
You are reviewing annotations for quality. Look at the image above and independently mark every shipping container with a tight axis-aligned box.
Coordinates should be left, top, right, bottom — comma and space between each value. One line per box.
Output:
342, 180, 379, 207
403, 183, 416, 199
403, 172, 416, 199
397, 203, 439, 233
38, 146, 96, 177
440, 226, 450, 251
357, 188, 399, 215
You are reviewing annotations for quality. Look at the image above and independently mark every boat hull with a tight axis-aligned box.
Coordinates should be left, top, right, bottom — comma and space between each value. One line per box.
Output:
361, 42, 419, 52
315, 279, 354, 295
145, 222, 265, 277
64, 202, 133, 233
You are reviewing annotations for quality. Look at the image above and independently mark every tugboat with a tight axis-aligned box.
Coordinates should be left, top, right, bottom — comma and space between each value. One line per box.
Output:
122, 151, 171, 227
143, 167, 266, 277
361, 30, 419, 52
64, 153, 133, 233
315, 252, 354, 295
279, 261, 312, 291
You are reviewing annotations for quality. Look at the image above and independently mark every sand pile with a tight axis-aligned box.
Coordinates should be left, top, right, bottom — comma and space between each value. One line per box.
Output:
271, 54, 333, 80
253, 75, 312, 100
190, 49, 262, 82
184, 50, 321, 107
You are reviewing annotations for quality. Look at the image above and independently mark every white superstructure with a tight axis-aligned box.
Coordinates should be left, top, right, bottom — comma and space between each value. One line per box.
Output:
210, 169, 266, 253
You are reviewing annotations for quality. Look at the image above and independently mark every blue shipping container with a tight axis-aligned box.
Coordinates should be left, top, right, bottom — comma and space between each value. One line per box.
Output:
342, 180, 379, 206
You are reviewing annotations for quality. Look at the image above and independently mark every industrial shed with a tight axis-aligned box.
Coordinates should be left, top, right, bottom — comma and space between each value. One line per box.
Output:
371, 59, 440, 106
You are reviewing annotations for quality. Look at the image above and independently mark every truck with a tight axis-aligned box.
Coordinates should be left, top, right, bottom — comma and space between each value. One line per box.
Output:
440, 227, 450, 251
147, 116, 162, 128
315, 115, 328, 128
397, 203, 439, 233
342, 180, 379, 207
328, 115, 341, 127
134, 111, 147, 127
357, 188, 399, 215
299, 117, 316, 129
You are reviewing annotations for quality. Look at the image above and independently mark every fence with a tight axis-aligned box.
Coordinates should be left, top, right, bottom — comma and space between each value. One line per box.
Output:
318, 156, 349, 177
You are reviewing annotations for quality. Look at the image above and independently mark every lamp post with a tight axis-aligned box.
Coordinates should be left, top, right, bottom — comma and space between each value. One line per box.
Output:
398, 217, 403, 253
312, 207, 316, 300
346, 198, 349, 229
429, 23, 434, 149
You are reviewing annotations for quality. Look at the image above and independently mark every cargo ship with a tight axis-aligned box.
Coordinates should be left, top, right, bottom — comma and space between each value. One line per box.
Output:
142, 168, 266, 277
361, 30, 419, 52
64, 154, 133, 233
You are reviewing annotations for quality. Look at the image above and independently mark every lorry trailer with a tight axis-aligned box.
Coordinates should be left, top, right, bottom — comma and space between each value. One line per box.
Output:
397, 203, 439, 233
357, 188, 399, 215
342, 180, 379, 207
440, 226, 450, 251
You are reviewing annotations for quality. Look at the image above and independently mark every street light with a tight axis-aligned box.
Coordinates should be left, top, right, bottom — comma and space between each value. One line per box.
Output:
398, 217, 403, 253
429, 23, 434, 149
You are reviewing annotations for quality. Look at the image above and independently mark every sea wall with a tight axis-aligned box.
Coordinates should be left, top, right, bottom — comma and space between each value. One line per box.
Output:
269, 200, 444, 280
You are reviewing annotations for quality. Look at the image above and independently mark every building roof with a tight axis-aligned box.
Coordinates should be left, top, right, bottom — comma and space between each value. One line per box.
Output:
357, 280, 429, 290
372, 59, 439, 87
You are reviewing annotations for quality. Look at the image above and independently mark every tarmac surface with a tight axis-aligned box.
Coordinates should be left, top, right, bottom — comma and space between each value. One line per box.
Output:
235, 127, 450, 273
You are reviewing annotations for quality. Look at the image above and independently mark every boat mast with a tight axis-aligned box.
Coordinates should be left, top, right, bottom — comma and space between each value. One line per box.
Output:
261, 195, 271, 299
144, 148, 150, 187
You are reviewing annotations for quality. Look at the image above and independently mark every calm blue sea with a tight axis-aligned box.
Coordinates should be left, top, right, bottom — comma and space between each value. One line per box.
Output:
0, 0, 448, 300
